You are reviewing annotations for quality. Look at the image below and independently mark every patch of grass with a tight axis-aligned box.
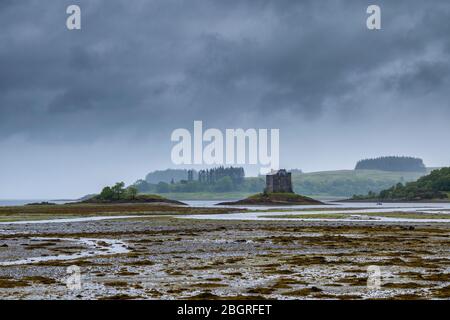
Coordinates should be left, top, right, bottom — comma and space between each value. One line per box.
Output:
22, 276, 57, 285
264, 214, 348, 219
124, 260, 154, 266
187, 292, 266, 300
337, 294, 363, 300
194, 283, 228, 288
224, 257, 244, 264
33, 259, 105, 267
283, 255, 328, 266
355, 257, 445, 269
167, 270, 184, 276
24, 242, 58, 250
98, 294, 142, 300
343, 269, 368, 274
431, 285, 450, 298
0, 215, 82, 223
0, 278, 29, 288
246, 287, 274, 294
187, 292, 221, 300
336, 277, 367, 286
271, 278, 308, 289
0, 203, 246, 222
384, 282, 425, 289
390, 294, 423, 300
398, 271, 450, 282
421, 273, 450, 282
104, 281, 129, 287
116, 270, 140, 276
282, 286, 322, 297
191, 265, 213, 270
263, 268, 295, 275
224, 272, 242, 277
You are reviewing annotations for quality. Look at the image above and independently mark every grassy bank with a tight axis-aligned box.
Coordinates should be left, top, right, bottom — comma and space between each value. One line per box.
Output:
0, 203, 246, 222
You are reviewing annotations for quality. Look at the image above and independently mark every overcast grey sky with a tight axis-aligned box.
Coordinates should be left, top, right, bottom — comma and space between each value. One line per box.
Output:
0, 0, 449, 198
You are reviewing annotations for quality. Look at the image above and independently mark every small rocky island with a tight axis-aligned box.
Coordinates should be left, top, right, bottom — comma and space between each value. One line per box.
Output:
218, 170, 323, 206
81, 182, 186, 205
218, 192, 323, 206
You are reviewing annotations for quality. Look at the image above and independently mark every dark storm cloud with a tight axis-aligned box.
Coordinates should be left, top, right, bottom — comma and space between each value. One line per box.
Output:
1, 0, 450, 198
0, 0, 449, 141
385, 60, 450, 95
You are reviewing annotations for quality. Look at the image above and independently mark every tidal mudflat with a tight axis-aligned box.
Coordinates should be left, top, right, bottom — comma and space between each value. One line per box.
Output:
0, 203, 449, 300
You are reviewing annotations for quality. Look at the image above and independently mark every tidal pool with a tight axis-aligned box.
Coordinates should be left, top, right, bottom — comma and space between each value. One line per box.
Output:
0, 237, 129, 266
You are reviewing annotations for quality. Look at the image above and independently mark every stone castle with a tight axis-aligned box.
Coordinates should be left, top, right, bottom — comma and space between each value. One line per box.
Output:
265, 169, 293, 193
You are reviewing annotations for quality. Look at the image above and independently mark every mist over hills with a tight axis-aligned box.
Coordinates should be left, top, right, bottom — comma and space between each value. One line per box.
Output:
135, 156, 434, 198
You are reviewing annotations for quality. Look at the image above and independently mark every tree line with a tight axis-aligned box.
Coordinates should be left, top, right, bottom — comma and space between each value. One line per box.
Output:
134, 167, 263, 194
355, 156, 426, 172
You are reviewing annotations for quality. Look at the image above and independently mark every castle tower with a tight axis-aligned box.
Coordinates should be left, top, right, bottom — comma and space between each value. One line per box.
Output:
187, 170, 194, 182
265, 169, 293, 193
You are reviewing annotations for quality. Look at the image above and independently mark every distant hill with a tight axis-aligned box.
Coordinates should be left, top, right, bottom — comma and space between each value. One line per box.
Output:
352, 167, 450, 201
355, 156, 426, 172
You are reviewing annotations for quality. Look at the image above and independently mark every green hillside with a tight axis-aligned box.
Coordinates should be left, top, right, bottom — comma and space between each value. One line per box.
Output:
352, 167, 450, 201
292, 169, 429, 197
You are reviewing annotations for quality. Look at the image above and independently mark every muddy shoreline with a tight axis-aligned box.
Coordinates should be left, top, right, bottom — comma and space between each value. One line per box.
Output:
0, 214, 449, 300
